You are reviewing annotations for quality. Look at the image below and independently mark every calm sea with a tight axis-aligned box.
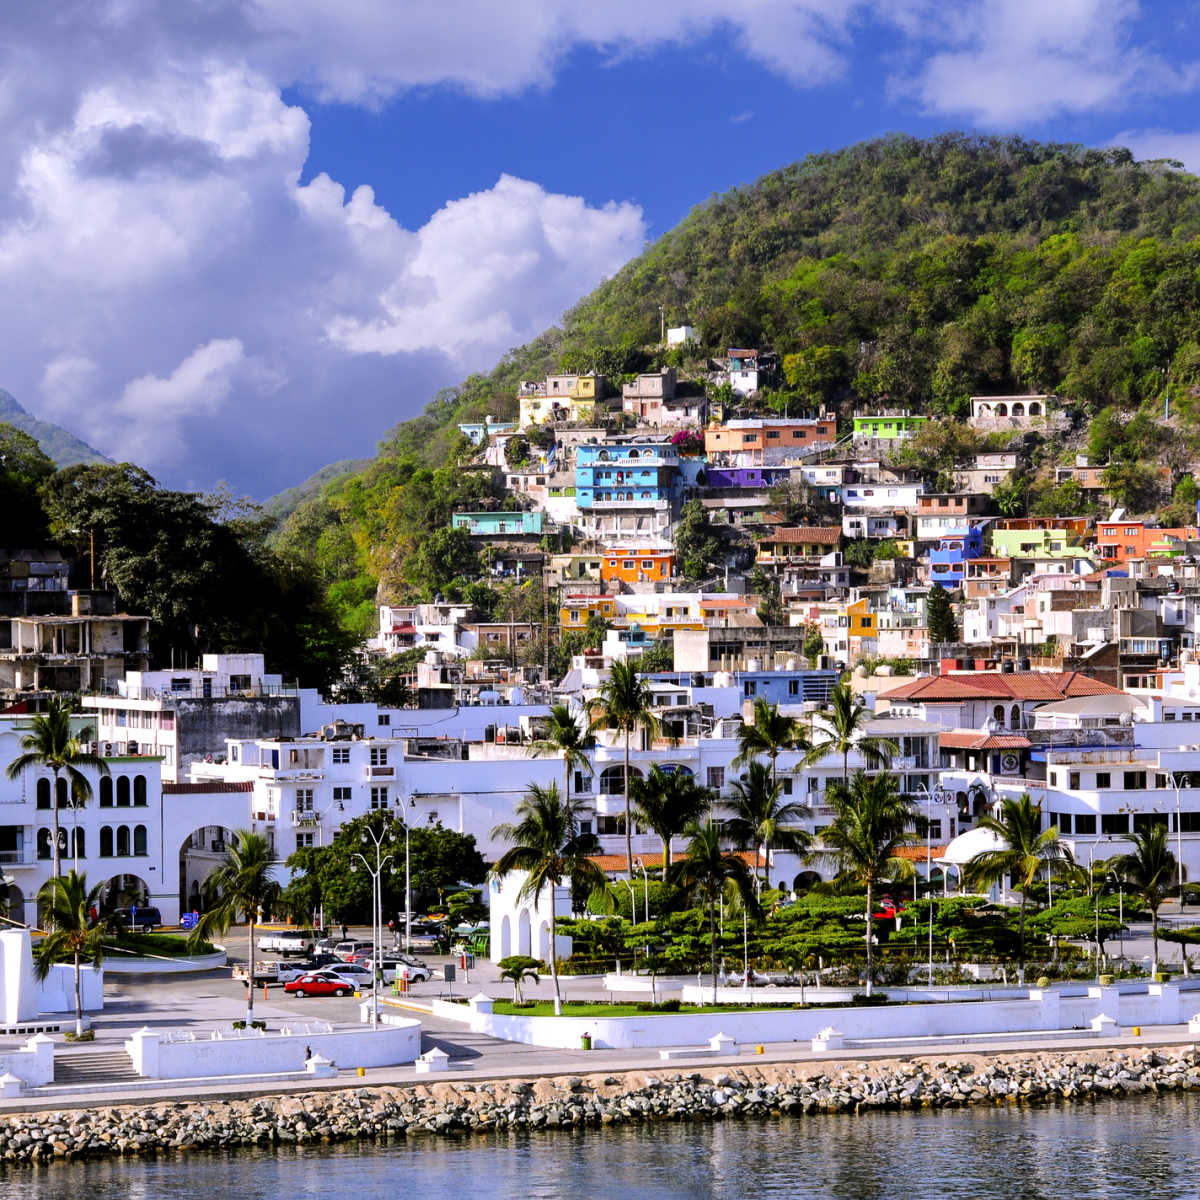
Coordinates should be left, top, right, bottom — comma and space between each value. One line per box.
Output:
2, 1091, 1192, 1199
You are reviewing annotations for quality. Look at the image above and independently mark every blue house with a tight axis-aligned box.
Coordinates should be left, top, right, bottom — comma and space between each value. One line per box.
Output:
929, 525, 985, 588
575, 441, 680, 510
451, 511, 544, 536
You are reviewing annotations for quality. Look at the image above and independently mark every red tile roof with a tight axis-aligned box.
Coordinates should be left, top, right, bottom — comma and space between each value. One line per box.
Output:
163, 782, 254, 794
761, 526, 842, 545
587, 850, 757, 874
885, 671, 1121, 703
939, 731, 1032, 751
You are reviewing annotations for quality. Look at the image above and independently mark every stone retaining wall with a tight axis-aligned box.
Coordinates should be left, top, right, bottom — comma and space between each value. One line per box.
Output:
2, 1045, 1200, 1164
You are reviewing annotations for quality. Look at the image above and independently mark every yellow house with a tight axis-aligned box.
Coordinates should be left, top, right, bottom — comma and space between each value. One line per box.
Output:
559, 593, 617, 630
818, 597, 877, 662
518, 374, 604, 428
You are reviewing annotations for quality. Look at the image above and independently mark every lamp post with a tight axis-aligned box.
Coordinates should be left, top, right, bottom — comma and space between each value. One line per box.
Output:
351, 819, 394, 1028
633, 857, 650, 925
1087, 839, 1106, 984
404, 797, 416, 953
1173, 773, 1189, 900
916, 784, 935, 988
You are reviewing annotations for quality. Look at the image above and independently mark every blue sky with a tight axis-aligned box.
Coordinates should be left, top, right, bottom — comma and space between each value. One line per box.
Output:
1, 2, 1199, 495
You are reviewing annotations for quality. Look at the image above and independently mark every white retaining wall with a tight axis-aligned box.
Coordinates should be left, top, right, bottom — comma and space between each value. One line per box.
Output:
457, 983, 1200, 1050
0, 1035, 54, 1087
103, 951, 227, 975
126, 1020, 421, 1079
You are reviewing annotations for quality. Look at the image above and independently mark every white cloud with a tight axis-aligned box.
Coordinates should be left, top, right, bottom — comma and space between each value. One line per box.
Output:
1112, 128, 1200, 173
888, 0, 1200, 125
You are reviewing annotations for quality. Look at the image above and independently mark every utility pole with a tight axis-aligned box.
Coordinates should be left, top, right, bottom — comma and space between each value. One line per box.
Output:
659, 305, 665, 344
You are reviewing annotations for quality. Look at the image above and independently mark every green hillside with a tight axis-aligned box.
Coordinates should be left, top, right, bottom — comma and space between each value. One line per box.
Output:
0, 389, 111, 468
262, 456, 373, 522
276, 132, 1200, 630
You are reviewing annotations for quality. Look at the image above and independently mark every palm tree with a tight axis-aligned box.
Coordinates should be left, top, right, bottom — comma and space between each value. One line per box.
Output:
497, 956, 541, 1004
733, 697, 807, 787
630, 765, 711, 871
587, 659, 660, 877
806, 683, 898, 783
726, 761, 813, 893
188, 830, 280, 1022
531, 703, 596, 809
32, 871, 115, 1037
670, 821, 759, 997
6, 696, 108, 880
492, 783, 607, 1015
820, 770, 916, 995
1117, 823, 1178, 978
965, 793, 1071, 984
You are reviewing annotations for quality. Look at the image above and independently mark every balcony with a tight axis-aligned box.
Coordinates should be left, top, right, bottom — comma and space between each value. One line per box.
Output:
367, 765, 395, 778
577, 497, 670, 510
0, 850, 33, 867
290, 810, 321, 827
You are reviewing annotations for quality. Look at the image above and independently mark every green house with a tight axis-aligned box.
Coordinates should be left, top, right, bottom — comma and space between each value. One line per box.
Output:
853, 413, 928, 440
451, 511, 544, 536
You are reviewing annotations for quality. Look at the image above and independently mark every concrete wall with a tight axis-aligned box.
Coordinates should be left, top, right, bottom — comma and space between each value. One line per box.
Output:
126, 1020, 421, 1079
0, 1035, 54, 1087
177, 696, 300, 770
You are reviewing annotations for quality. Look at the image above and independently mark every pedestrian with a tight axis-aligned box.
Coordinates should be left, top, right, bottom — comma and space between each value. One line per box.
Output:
304, 1044, 312, 1061
341, 921, 349, 941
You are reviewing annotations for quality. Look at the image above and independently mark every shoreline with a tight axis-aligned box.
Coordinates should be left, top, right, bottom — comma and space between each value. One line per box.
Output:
1, 1042, 1199, 1166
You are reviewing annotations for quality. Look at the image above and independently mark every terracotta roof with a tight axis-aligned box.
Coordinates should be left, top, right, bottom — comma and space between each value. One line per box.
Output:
939, 731, 1032, 751
885, 671, 1121, 703
587, 849, 757, 874
761, 526, 842, 545
163, 782, 254, 794
894, 845, 950, 861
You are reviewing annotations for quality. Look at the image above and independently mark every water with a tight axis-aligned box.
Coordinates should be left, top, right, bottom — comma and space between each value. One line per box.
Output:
2, 1092, 1194, 1199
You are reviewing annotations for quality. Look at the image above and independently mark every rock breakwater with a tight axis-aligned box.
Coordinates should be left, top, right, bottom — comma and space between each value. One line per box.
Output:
3, 1045, 1200, 1165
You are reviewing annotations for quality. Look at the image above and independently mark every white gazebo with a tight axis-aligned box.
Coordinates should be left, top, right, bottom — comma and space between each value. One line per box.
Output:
935, 825, 1008, 899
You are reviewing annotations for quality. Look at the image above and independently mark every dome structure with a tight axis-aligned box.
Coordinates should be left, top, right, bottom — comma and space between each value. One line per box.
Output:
937, 825, 1006, 867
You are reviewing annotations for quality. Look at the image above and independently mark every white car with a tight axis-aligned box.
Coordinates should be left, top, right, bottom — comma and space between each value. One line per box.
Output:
322, 962, 377, 989
364, 954, 432, 984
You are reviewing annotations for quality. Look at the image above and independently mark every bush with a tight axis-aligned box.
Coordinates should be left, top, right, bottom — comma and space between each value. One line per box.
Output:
850, 992, 891, 1006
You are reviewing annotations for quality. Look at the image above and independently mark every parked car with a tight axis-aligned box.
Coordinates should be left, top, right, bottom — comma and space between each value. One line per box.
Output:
110, 905, 163, 933
364, 953, 432, 983
257, 929, 319, 957
283, 971, 355, 998
322, 962, 377, 989
332, 939, 375, 962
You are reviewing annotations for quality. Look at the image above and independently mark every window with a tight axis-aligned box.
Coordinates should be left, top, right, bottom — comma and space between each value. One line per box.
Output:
378, 714, 390, 727
36, 779, 50, 810
117, 777, 130, 806
788, 680, 800, 696
99, 777, 113, 807
370, 787, 389, 810
928, 821, 942, 840
744, 682, 757, 697
1096, 773, 1111, 789
296, 832, 315, 849
134, 775, 147, 806
1134, 813, 1167, 834
706, 767, 725, 791
116, 826, 131, 857
1101, 813, 1129, 835
1069, 772, 1080, 790
99, 826, 113, 857
781, 778, 793, 795
133, 825, 147, 856
72, 829, 85, 858
1075, 814, 1097, 835
56, 777, 68, 808
766, 430, 780, 440
1123, 771, 1147, 790
1056, 813, 1073, 834
230, 674, 251, 692
332, 747, 350, 764
332, 786, 351, 805
37, 828, 52, 860
370, 747, 388, 767
296, 789, 314, 812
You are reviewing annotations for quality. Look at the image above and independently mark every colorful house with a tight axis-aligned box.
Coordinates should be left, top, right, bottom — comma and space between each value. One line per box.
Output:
451, 511, 544, 536
928, 526, 985, 589
705, 418, 837, 464
600, 548, 675, 585
559, 593, 618, 630
1096, 520, 1199, 563
852, 412, 927, 440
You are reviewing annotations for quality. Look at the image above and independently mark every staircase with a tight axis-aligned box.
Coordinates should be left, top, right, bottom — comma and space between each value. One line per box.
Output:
51, 1049, 139, 1087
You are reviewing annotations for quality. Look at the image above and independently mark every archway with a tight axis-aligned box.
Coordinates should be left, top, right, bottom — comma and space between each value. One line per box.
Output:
995, 403, 1008, 416
517, 909, 531, 956
179, 824, 236, 919
792, 869, 821, 894
600, 764, 642, 793
1028, 401, 1041, 416
94, 873, 153, 921
499, 914, 512, 959
1011, 402, 1025, 417
538, 920, 551, 962
0, 882, 25, 927
1010, 704, 1021, 730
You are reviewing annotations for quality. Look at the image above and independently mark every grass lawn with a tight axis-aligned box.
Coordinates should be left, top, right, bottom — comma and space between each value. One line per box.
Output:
491, 1001, 792, 1017
106, 932, 216, 958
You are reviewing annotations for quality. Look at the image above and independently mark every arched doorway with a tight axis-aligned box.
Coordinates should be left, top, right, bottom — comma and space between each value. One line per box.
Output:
93, 873, 153, 925
499, 914, 512, 959
517, 909, 531, 957
0, 881, 25, 927
792, 869, 821, 894
178, 824, 235, 918
538, 920, 551, 962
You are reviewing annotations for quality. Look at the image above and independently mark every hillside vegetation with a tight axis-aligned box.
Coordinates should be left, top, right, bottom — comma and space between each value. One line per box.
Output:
0, 389, 110, 468
276, 132, 1200, 632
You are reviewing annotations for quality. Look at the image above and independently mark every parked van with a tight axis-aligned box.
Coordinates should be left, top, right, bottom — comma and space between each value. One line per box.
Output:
111, 906, 162, 932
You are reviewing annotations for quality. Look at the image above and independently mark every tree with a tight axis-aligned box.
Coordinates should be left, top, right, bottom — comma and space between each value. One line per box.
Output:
497, 955, 541, 1004
806, 682, 899, 783
630, 764, 711, 871
992, 473, 1027, 517
587, 660, 660, 877
405, 527, 479, 598
670, 821, 759, 996
726, 761, 813, 892
965, 793, 1071, 983
819, 771, 916, 994
674, 499, 724, 580
32, 871, 115, 1036
0, 423, 54, 543
803, 624, 825, 664
189, 830, 281, 1023
5, 697, 108, 880
733, 697, 807, 787
531, 704, 596, 812
927, 583, 959, 646
1116, 823, 1178, 977
636, 637, 675, 672
491, 783, 606, 1014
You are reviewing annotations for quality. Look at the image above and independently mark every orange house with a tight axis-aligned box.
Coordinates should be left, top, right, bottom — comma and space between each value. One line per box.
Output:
600, 548, 675, 584
1096, 520, 1198, 563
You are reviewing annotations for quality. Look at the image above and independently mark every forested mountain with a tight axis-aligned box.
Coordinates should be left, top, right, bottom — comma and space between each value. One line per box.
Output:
274, 133, 1200, 636
0, 389, 110, 468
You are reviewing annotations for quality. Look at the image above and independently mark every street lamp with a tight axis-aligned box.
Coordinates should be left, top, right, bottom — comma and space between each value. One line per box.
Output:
633, 857, 650, 925
1173, 773, 1189, 899
351, 818, 394, 1028
915, 784, 935, 988
404, 797, 416, 953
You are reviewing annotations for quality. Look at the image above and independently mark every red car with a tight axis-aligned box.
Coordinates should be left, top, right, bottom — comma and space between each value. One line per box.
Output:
283, 971, 354, 998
